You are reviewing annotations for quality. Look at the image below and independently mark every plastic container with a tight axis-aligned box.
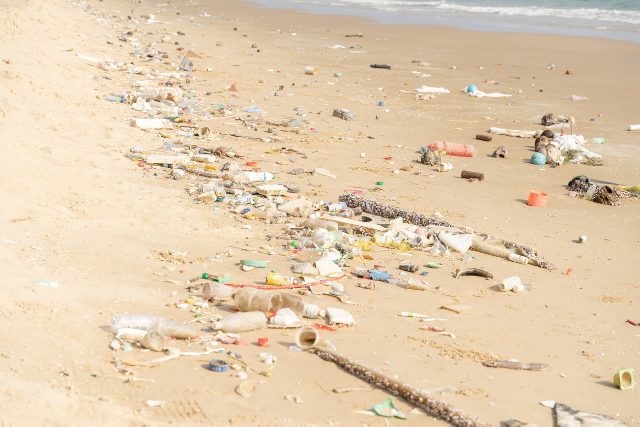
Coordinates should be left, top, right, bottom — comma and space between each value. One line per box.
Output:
527, 190, 548, 207
111, 314, 199, 339
214, 311, 267, 333
530, 152, 546, 165
296, 326, 321, 350
429, 141, 475, 157
613, 368, 635, 390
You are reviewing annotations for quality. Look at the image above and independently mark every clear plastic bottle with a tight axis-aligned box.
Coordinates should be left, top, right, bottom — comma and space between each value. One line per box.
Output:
111, 314, 199, 339
214, 311, 267, 333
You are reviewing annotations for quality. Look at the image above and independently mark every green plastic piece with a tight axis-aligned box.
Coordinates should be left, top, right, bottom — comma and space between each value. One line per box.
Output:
240, 260, 269, 268
372, 397, 406, 419
426, 261, 444, 269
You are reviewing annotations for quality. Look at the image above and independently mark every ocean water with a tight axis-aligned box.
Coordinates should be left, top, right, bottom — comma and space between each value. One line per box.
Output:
253, 0, 640, 42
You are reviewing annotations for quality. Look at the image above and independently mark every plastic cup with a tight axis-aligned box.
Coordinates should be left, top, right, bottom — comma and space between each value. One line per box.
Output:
258, 337, 269, 347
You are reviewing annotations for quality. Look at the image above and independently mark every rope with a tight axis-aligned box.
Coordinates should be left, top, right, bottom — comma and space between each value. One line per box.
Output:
201, 272, 347, 290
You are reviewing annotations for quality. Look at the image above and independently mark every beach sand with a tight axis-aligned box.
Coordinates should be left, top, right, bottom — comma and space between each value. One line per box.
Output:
1, 0, 639, 425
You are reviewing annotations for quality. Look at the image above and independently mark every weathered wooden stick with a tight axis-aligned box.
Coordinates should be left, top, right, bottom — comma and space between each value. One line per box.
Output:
312, 348, 488, 427
483, 360, 548, 371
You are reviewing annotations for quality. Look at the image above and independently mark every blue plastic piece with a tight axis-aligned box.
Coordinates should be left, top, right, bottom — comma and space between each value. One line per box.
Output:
531, 152, 547, 165
369, 270, 391, 282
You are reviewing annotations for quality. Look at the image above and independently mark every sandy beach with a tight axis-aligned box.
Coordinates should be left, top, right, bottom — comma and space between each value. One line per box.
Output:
1, 0, 639, 425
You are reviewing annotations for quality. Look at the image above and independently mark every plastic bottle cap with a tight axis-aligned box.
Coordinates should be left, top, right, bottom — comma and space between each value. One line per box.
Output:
376, 181, 384, 186
207, 359, 229, 372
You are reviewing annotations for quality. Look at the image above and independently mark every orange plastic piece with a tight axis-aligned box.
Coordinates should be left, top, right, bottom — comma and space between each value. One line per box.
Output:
527, 190, 548, 207
429, 141, 475, 157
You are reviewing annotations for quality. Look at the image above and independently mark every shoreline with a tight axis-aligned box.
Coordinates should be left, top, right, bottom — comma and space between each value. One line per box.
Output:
250, 0, 640, 44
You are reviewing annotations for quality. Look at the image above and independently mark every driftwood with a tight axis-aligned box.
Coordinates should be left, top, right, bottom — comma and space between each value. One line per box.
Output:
312, 348, 488, 427
475, 134, 492, 141
370, 64, 391, 70
483, 360, 548, 371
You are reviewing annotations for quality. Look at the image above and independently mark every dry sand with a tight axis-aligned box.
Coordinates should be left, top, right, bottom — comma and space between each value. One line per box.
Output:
1, 0, 639, 425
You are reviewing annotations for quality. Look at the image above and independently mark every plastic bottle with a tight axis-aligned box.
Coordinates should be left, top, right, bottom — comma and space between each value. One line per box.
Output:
429, 141, 475, 157
266, 271, 297, 287
233, 288, 304, 317
214, 312, 267, 333
111, 314, 199, 339
131, 118, 173, 129
104, 94, 124, 103
301, 218, 338, 231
